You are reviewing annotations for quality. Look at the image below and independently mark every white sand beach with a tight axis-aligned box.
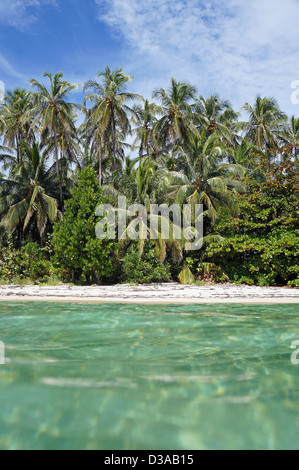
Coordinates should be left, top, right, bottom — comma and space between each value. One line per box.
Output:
0, 283, 298, 304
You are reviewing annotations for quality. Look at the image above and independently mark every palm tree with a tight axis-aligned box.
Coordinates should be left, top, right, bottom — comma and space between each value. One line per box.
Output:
80, 111, 129, 186
41, 113, 83, 173
169, 133, 246, 222
278, 116, 299, 158
228, 140, 256, 165
0, 89, 33, 163
84, 66, 141, 171
80, 107, 105, 185
29, 72, 78, 208
226, 140, 268, 182
240, 96, 286, 151
195, 95, 239, 145
102, 157, 182, 261
131, 99, 162, 157
153, 78, 197, 147
107, 156, 170, 206
0, 142, 59, 237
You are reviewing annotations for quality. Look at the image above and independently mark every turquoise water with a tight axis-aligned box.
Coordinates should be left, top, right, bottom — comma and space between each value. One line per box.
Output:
0, 302, 299, 450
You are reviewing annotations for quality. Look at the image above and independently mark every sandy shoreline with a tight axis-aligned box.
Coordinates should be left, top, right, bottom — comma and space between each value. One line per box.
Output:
0, 283, 298, 304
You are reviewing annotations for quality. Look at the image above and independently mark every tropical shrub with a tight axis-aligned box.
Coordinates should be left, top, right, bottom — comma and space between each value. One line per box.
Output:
0, 240, 55, 283
205, 162, 299, 286
206, 231, 299, 286
52, 167, 119, 283
121, 243, 171, 284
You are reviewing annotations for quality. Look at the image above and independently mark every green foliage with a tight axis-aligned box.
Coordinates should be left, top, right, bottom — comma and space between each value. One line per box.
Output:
0, 240, 56, 283
205, 163, 299, 286
206, 231, 299, 286
121, 243, 171, 284
52, 167, 119, 283
289, 277, 299, 287
1, 72, 299, 287
0, 143, 59, 238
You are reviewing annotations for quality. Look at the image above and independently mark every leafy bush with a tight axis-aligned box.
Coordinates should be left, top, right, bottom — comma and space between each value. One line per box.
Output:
121, 243, 171, 284
52, 167, 119, 284
206, 231, 299, 286
0, 240, 55, 283
204, 162, 299, 286
288, 276, 299, 287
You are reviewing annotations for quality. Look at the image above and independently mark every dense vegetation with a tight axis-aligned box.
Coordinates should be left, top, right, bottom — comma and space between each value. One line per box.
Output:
0, 68, 298, 286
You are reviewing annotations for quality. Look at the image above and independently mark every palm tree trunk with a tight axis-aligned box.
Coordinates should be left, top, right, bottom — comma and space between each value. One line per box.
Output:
139, 141, 144, 158
111, 109, 116, 171
16, 130, 21, 164
146, 139, 150, 158
19, 128, 25, 164
99, 144, 102, 187
54, 125, 63, 211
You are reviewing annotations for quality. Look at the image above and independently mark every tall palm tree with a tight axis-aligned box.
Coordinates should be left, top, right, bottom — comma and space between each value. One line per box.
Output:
29, 72, 78, 208
41, 113, 83, 173
0, 142, 59, 237
240, 96, 286, 151
195, 95, 239, 145
0, 89, 33, 163
169, 133, 246, 222
80, 107, 105, 185
153, 78, 197, 146
131, 99, 162, 157
84, 66, 141, 171
278, 116, 299, 158
80, 110, 129, 185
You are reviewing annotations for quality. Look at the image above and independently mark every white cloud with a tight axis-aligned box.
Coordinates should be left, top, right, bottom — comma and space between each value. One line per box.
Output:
95, 0, 299, 114
0, 54, 25, 79
0, 0, 56, 27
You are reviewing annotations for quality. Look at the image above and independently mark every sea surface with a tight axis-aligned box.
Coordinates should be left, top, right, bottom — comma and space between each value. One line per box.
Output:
0, 302, 298, 450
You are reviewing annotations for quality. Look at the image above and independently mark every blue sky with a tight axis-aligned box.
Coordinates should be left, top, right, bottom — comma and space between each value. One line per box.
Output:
0, 0, 299, 116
